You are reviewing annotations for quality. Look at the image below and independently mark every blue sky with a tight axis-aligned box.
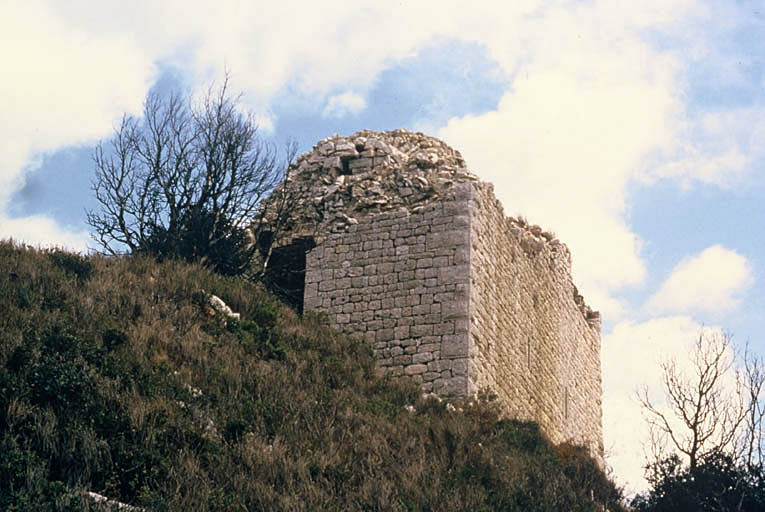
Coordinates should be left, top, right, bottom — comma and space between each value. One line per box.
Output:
1, 0, 763, 492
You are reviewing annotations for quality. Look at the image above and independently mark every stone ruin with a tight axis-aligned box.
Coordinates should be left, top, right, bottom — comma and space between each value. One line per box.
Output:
255, 129, 604, 462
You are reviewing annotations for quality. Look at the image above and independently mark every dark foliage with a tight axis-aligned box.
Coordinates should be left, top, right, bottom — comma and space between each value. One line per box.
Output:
0, 240, 624, 510
46, 250, 94, 281
139, 207, 254, 276
631, 453, 765, 512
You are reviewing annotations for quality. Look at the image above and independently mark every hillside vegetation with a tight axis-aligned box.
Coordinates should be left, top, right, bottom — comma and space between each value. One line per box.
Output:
0, 240, 624, 511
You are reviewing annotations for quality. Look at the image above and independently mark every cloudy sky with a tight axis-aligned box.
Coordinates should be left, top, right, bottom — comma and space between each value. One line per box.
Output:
2, 0, 763, 492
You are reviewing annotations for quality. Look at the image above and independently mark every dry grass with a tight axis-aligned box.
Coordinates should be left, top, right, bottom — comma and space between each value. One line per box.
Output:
0, 240, 624, 511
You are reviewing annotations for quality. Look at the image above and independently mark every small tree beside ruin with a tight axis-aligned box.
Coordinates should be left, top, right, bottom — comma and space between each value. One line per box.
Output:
633, 331, 765, 511
86, 76, 295, 276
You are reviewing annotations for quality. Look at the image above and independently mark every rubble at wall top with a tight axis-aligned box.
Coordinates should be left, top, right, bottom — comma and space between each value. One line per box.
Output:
267, 129, 599, 324
283, 129, 476, 228
282, 130, 557, 243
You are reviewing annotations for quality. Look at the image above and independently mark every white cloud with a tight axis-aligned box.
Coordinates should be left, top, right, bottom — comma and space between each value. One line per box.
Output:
2, 0, 756, 256
1, 0, 464, 245
582, 287, 630, 323
433, 1, 764, 321
0, 1, 154, 191
438, 4, 686, 311
647, 107, 765, 187
37, 0, 467, 113
0, 214, 89, 252
646, 245, 753, 316
0, 0, 155, 245
322, 91, 367, 118
602, 316, 721, 492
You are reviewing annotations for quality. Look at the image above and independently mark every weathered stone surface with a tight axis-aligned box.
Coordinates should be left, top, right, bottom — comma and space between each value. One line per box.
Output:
468, 181, 603, 462
256, 129, 604, 464
404, 364, 428, 375
208, 294, 240, 321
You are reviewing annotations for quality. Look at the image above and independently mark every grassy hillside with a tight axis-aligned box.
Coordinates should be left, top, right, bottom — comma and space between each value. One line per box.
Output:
0, 240, 624, 511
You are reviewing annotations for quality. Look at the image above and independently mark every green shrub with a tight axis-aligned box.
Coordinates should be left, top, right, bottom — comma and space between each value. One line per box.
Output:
102, 328, 129, 350
227, 318, 286, 360
46, 250, 93, 281
631, 453, 765, 511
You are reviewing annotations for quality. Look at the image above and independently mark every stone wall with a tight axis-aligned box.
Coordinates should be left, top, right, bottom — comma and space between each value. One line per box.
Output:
468, 182, 603, 459
304, 184, 473, 397
257, 129, 604, 462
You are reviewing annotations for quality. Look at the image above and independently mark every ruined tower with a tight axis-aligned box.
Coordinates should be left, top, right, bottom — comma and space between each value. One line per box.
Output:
258, 129, 604, 460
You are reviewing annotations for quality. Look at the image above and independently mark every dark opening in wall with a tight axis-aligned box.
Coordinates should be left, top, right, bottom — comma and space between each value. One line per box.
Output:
263, 237, 316, 313
340, 156, 352, 175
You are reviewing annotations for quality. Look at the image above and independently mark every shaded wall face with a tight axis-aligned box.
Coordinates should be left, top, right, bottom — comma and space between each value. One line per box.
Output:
304, 187, 472, 397
468, 183, 603, 460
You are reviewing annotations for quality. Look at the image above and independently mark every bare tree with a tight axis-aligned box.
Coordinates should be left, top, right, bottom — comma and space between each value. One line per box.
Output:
246, 139, 304, 278
740, 346, 765, 470
638, 331, 765, 472
87, 75, 292, 275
